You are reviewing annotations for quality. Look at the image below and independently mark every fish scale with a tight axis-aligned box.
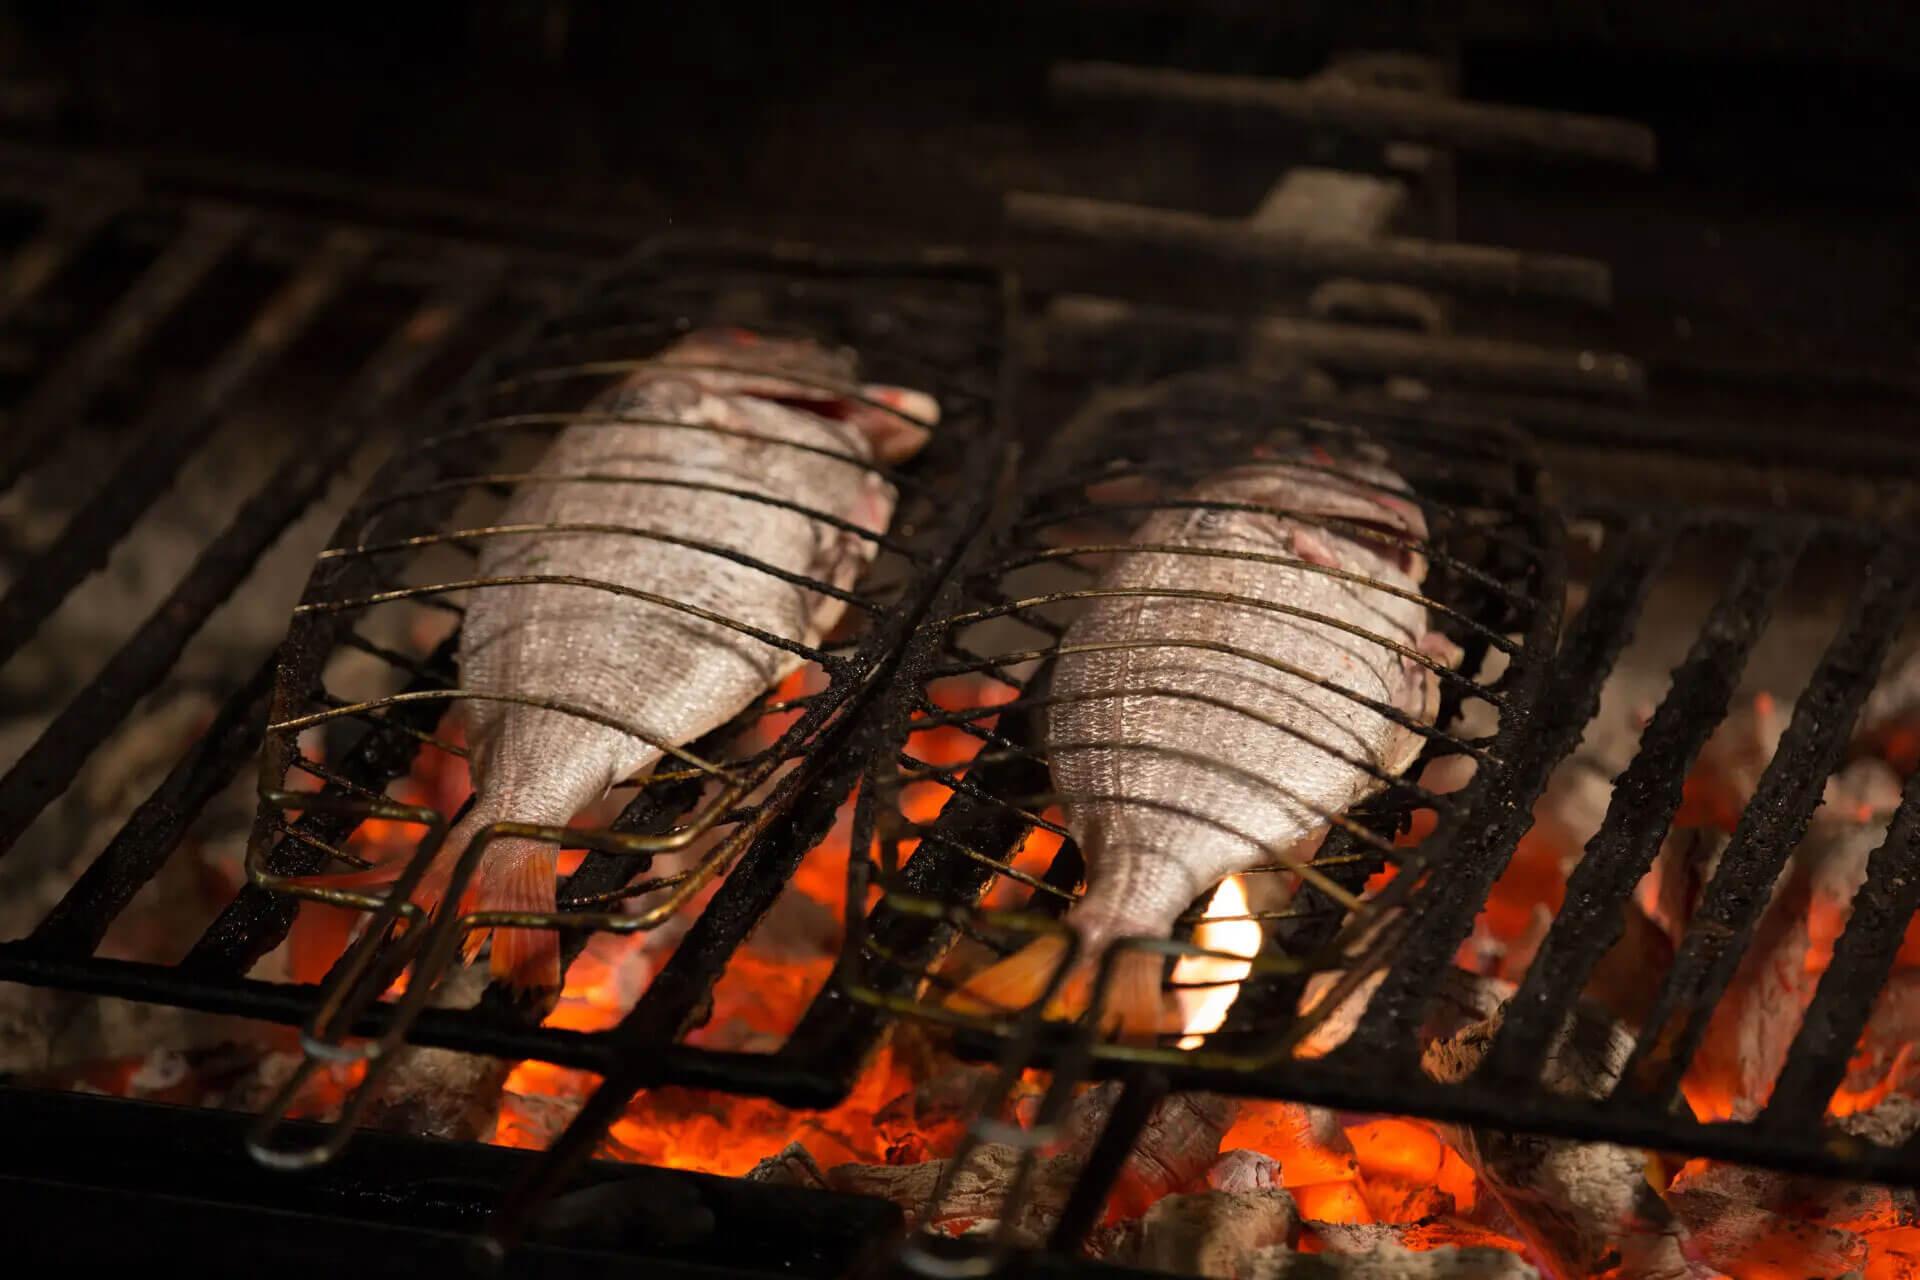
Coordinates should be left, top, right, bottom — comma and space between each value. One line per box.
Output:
313, 330, 928, 993
951, 455, 1454, 1037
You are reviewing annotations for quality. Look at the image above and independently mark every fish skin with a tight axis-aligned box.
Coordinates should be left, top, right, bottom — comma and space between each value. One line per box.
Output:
951, 453, 1456, 1035
340, 330, 933, 992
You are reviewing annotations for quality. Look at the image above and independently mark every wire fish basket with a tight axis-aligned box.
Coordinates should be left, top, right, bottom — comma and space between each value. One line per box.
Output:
840, 366, 1564, 1054
239, 236, 1012, 1169
831, 369, 1562, 1272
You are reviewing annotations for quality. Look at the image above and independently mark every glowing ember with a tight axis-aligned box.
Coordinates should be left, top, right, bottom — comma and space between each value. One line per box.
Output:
1171, 875, 1261, 1048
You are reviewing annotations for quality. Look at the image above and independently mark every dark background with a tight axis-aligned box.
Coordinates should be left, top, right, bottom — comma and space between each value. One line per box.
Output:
0, 0, 1911, 448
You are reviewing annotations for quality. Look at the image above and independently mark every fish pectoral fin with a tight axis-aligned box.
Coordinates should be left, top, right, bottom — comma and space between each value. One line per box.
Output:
1419, 629, 1466, 671
849, 384, 937, 463
944, 936, 1169, 1042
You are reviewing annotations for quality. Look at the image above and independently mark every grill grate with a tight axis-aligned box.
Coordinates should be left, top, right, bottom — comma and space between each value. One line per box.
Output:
2, 40, 1919, 1278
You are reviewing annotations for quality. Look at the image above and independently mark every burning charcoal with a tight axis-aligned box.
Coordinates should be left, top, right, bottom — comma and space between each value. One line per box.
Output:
1253, 1240, 1541, 1278
1300, 968, 1513, 1058
362, 962, 512, 1142
1838, 1095, 1920, 1148
1207, 1148, 1283, 1194
873, 1059, 998, 1143
829, 1144, 1081, 1247
1423, 999, 1704, 1279
1669, 1159, 1919, 1235
1105, 1185, 1297, 1277
747, 1141, 832, 1191
1581, 897, 1676, 1029
1061, 1083, 1241, 1218
362, 1046, 513, 1143
1846, 969, 1920, 1101
1667, 1184, 1866, 1277
1691, 798, 1886, 1120
1641, 826, 1729, 946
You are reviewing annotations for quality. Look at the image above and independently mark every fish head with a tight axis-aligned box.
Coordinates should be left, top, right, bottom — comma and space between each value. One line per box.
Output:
652, 328, 939, 464
1213, 445, 1432, 580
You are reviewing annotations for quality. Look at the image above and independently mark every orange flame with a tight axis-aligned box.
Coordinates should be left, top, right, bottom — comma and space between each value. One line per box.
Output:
1171, 876, 1260, 1048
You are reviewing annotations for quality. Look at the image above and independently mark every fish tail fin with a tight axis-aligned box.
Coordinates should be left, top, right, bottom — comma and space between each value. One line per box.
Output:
483, 844, 561, 994
944, 934, 1075, 1021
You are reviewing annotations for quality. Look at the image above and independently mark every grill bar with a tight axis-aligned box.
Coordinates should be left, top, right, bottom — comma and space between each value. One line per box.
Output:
615, 737, 872, 1048
1484, 524, 1807, 1081
0, 227, 369, 673
1762, 762, 1920, 1128
784, 693, 1054, 1083
1618, 536, 1920, 1106
1050, 61, 1659, 169
1037, 296, 1647, 400
184, 637, 459, 975
1336, 521, 1649, 1066
1046, 1070, 1167, 1254
0, 187, 129, 327
1007, 191, 1613, 305
28, 653, 278, 958
26, 920, 1920, 1192
0, 253, 491, 866
0, 204, 253, 496
0, 1085, 901, 1280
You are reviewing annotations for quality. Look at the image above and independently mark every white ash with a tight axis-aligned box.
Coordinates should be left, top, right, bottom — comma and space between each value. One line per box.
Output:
1423, 1000, 1701, 1280
830, 1143, 1082, 1248
1846, 968, 1920, 1099
1252, 1241, 1540, 1279
1207, 1148, 1283, 1195
1104, 1185, 1297, 1277
1667, 1184, 1866, 1277
1670, 773, 1891, 1119
1837, 1095, 1920, 1148
1669, 1158, 1917, 1234
1299, 968, 1513, 1059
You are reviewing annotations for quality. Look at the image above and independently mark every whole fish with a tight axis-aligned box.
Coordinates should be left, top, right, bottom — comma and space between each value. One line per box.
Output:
950, 450, 1459, 1037
318, 329, 936, 992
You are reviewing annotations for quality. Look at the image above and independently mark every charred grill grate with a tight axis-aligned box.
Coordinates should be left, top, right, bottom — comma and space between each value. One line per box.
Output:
0, 35, 1917, 1279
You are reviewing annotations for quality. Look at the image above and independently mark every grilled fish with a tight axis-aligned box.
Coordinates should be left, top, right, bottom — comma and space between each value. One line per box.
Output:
950, 450, 1459, 1036
319, 328, 936, 992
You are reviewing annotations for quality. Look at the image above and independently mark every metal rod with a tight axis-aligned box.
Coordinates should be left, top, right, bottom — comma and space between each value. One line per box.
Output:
1760, 760, 1920, 1129
786, 705, 1054, 1080
0, 203, 252, 494
1007, 191, 1613, 305
1617, 536, 1920, 1106
0, 254, 490, 865
0, 188, 128, 328
1337, 522, 1654, 1064
28, 654, 278, 958
1046, 1070, 1168, 1254
1037, 293, 1645, 399
1049, 61, 1658, 169
184, 637, 458, 974
1484, 525, 1807, 1081
0, 227, 369, 671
